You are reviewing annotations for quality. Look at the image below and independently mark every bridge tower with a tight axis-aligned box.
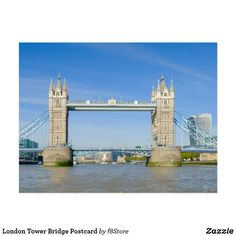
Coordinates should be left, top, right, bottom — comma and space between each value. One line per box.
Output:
43, 75, 73, 166
151, 75, 174, 147
49, 75, 68, 146
148, 75, 181, 166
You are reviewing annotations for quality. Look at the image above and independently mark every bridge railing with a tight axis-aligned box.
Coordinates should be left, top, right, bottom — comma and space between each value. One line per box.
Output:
67, 100, 156, 106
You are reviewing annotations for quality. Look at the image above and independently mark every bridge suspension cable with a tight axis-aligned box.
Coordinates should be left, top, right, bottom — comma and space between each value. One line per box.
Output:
174, 111, 217, 149
19, 111, 49, 140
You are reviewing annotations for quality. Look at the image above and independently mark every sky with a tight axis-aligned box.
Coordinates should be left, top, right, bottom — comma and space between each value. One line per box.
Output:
19, 43, 217, 147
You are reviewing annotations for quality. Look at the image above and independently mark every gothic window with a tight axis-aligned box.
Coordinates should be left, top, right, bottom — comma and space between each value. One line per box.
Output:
56, 99, 60, 107
164, 93, 167, 96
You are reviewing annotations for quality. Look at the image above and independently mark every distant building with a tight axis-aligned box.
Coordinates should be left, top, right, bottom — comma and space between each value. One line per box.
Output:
117, 156, 126, 164
77, 152, 112, 164
188, 114, 212, 147
19, 138, 38, 148
19, 139, 39, 160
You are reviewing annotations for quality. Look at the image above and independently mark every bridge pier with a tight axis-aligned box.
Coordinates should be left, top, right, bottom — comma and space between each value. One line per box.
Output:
146, 146, 182, 167
43, 145, 73, 167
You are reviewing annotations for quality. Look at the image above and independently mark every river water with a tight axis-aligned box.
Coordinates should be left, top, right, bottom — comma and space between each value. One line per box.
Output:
19, 164, 217, 193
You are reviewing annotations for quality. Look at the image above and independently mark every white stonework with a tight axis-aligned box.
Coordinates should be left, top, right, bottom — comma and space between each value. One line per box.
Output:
49, 76, 69, 146
151, 75, 175, 147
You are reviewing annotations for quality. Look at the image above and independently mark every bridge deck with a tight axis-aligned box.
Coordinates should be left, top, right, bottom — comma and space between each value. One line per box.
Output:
19, 147, 217, 153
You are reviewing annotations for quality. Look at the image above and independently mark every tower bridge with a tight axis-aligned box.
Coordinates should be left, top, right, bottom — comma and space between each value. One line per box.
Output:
43, 74, 178, 167
20, 74, 217, 167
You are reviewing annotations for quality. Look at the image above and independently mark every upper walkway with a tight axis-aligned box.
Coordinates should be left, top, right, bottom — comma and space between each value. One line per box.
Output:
67, 100, 156, 111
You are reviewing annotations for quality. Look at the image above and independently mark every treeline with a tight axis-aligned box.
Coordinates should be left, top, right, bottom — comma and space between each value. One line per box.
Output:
124, 153, 200, 162
181, 152, 200, 160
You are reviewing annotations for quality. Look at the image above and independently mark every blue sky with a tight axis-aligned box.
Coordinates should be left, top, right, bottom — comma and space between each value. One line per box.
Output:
19, 43, 217, 147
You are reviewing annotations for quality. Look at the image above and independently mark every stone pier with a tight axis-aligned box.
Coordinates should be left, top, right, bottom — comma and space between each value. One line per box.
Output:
43, 145, 73, 167
146, 146, 182, 167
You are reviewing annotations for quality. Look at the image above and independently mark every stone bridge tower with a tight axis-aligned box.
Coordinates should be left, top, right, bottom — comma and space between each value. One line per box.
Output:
43, 75, 73, 167
148, 75, 181, 167
49, 75, 68, 146
151, 75, 175, 147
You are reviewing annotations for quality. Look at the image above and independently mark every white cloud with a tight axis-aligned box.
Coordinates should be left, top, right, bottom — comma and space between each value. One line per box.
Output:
89, 43, 215, 82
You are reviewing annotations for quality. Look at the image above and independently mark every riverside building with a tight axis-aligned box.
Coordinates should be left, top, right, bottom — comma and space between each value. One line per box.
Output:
188, 113, 212, 148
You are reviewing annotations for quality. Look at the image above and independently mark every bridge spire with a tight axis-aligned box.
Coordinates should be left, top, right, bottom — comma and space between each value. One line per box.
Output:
152, 85, 155, 94
63, 78, 67, 90
159, 74, 167, 91
151, 85, 156, 102
56, 73, 62, 90
170, 79, 174, 92
157, 79, 161, 91
49, 78, 54, 90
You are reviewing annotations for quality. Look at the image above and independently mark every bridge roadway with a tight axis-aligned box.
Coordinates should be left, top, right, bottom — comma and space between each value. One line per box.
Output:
19, 147, 218, 155
67, 100, 156, 111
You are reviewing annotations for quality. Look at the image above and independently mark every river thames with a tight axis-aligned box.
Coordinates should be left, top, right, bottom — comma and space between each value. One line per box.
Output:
19, 164, 217, 193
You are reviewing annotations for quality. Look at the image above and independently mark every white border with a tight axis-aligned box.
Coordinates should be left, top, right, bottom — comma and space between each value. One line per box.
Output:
0, 1, 236, 235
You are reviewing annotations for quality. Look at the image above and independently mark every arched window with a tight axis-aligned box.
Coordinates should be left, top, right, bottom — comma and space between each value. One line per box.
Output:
56, 99, 60, 107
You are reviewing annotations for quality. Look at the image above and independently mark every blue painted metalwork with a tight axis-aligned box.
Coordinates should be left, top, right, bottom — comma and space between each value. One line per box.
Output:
19, 111, 49, 139
174, 111, 217, 149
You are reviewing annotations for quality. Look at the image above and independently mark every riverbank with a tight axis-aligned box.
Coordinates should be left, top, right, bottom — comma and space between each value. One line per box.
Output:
182, 161, 217, 165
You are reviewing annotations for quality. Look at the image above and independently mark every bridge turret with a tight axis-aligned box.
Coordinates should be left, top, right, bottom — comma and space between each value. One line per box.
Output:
55, 74, 62, 91
156, 79, 161, 98
169, 79, 174, 98
63, 78, 67, 90
151, 85, 156, 102
49, 78, 54, 97
62, 78, 68, 99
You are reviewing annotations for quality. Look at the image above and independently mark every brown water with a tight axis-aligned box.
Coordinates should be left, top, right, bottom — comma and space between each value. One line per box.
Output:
19, 164, 217, 193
